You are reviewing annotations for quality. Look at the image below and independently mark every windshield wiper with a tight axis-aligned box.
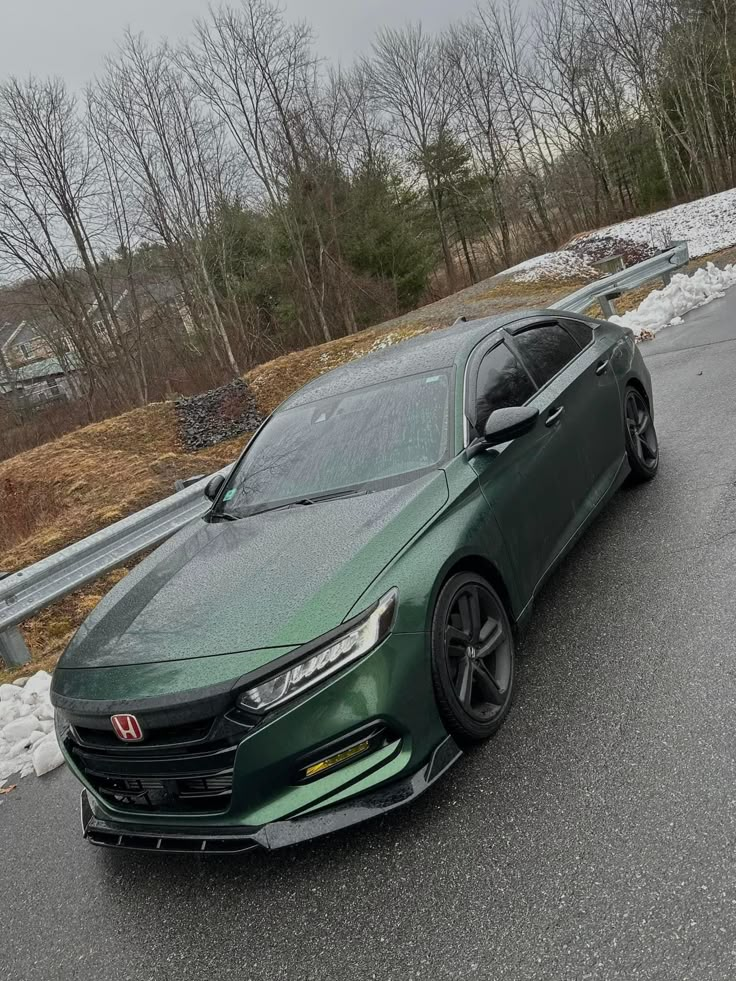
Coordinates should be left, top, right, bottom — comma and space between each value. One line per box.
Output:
247, 488, 368, 517
291, 489, 368, 506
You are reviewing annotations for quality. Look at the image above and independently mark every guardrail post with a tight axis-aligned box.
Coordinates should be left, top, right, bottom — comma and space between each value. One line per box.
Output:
597, 294, 617, 318
0, 625, 31, 667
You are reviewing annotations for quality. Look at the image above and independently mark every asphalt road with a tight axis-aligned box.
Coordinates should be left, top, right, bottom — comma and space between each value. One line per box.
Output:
4, 295, 736, 981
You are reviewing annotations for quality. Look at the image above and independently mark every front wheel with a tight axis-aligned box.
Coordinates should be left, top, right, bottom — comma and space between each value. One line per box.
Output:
431, 573, 515, 746
625, 387, 659, 482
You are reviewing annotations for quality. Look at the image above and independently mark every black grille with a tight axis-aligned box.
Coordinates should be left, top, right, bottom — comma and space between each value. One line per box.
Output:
89, 768, 234, 812
65, 712, 253, 815
72, 717, 214, 751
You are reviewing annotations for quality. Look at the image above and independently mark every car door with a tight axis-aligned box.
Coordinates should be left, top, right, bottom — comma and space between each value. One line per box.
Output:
466, 330, 590, 601
558, 316, 626, 505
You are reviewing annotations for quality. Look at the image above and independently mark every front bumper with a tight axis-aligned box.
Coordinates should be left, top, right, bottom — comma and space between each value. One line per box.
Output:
59, 630, 454, 847
80, 734, 461, 853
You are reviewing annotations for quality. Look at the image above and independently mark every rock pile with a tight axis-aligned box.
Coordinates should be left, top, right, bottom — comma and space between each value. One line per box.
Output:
175, 379, 264, 452
568, 234, 660, 268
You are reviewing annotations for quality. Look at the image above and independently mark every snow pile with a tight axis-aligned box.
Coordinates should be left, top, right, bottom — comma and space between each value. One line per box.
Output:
507, 249, 599, 283
582, 188, 736, 259
0, 671, 64, 788
610, 262, 736, 337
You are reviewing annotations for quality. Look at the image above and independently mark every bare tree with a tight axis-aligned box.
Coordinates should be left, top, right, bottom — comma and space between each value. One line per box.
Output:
367, 23, 460, 288
182, 0, 341, 343
0, 77, 147, 409
96, 33, 241, 374
447, 18, 515, 266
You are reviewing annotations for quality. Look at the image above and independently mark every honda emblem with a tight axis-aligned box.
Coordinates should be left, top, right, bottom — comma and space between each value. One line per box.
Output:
111, 714, 143, 742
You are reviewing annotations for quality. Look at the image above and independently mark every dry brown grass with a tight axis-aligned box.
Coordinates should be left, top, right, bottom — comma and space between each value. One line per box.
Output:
244, 321, 435, 415
0, 404, 241, 573
471, 277, 592, 303
690, 245, 736, 269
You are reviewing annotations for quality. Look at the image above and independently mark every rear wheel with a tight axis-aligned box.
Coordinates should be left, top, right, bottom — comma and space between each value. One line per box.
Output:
431, 573, 514, 745
625, 387, 659, 482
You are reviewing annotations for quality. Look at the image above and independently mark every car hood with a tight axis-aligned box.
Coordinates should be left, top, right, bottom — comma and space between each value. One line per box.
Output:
58, 471, 448, 670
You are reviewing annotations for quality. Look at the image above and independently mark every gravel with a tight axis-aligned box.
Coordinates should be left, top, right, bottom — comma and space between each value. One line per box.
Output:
175, 379, 264, 452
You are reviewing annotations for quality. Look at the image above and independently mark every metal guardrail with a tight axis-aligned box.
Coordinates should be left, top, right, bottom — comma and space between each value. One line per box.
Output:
551, 240, 689, 316
0, 241, 691, 668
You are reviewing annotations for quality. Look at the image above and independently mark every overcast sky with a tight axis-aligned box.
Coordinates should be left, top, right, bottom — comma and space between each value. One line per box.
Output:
0, 0, 485, 90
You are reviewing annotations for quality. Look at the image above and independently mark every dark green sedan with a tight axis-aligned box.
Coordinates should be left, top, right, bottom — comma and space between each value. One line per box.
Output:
51, 309, 658, 853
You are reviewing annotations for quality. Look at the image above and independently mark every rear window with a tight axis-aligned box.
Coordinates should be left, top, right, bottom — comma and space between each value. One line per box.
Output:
514, 322, 580, 387
562, 318, 594, 348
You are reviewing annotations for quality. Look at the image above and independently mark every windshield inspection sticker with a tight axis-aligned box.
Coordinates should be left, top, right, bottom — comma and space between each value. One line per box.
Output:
223, 489, 237, 501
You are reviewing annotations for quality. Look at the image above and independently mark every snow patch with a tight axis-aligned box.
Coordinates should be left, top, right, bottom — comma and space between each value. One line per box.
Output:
0, 670, 64, 787
369, 331, 401, 352
610, 262, 736, 337
506, 189, 736, 289
506, 249, 599, 283
581, 189, 736, 259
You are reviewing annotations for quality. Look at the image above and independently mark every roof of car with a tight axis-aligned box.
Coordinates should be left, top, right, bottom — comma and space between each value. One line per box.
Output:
281, 309, 541, 410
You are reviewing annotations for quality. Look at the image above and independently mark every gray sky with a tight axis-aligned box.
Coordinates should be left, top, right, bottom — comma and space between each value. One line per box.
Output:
0, 0, 482, 90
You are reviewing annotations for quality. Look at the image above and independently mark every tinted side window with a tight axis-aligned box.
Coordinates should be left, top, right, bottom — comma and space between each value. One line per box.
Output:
475, 343, 536, 432
562, 318, 594, 348
514, 322, 580, 387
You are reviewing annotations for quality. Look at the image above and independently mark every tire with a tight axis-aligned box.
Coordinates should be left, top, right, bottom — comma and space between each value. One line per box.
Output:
430, 572, 515, 746
624, 386, 659, 482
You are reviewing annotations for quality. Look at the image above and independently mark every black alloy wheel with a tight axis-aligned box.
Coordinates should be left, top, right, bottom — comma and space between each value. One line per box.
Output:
431, 573, 514, 744
625, 387, 659, 481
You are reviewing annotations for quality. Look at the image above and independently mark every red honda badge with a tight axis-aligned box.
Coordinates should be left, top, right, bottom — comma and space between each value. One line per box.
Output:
111, 714, 143, 742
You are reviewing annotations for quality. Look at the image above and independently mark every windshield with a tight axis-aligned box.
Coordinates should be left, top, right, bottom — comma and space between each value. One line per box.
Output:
217, 369, 453, 517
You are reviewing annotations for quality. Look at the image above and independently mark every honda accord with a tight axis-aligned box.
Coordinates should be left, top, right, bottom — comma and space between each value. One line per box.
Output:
51, 309, 658, 853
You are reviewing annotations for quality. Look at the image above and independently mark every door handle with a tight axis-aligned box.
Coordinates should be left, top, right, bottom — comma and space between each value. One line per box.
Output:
545, 406, 564, 427
595, 359, 610, 375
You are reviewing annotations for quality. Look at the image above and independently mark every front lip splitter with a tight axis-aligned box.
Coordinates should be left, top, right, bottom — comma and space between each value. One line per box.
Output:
80, 734, 462, 854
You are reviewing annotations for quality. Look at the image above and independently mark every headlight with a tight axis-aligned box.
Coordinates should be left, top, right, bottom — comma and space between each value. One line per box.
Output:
237, 588, 397, 713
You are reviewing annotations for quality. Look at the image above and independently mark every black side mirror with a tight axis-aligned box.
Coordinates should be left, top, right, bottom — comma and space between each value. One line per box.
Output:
204, 474, 226, 501
483, 405, 539, 447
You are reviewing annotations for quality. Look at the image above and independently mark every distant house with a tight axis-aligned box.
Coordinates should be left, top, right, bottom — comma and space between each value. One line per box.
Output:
0, 273, 190, 409
1, 320, 48, 366
87, 277, 194, 341
0, 320, 79, 406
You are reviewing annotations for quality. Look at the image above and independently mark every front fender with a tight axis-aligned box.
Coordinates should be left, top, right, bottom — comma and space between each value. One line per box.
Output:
345, 454, 522, 634
605, 323, 654, 411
